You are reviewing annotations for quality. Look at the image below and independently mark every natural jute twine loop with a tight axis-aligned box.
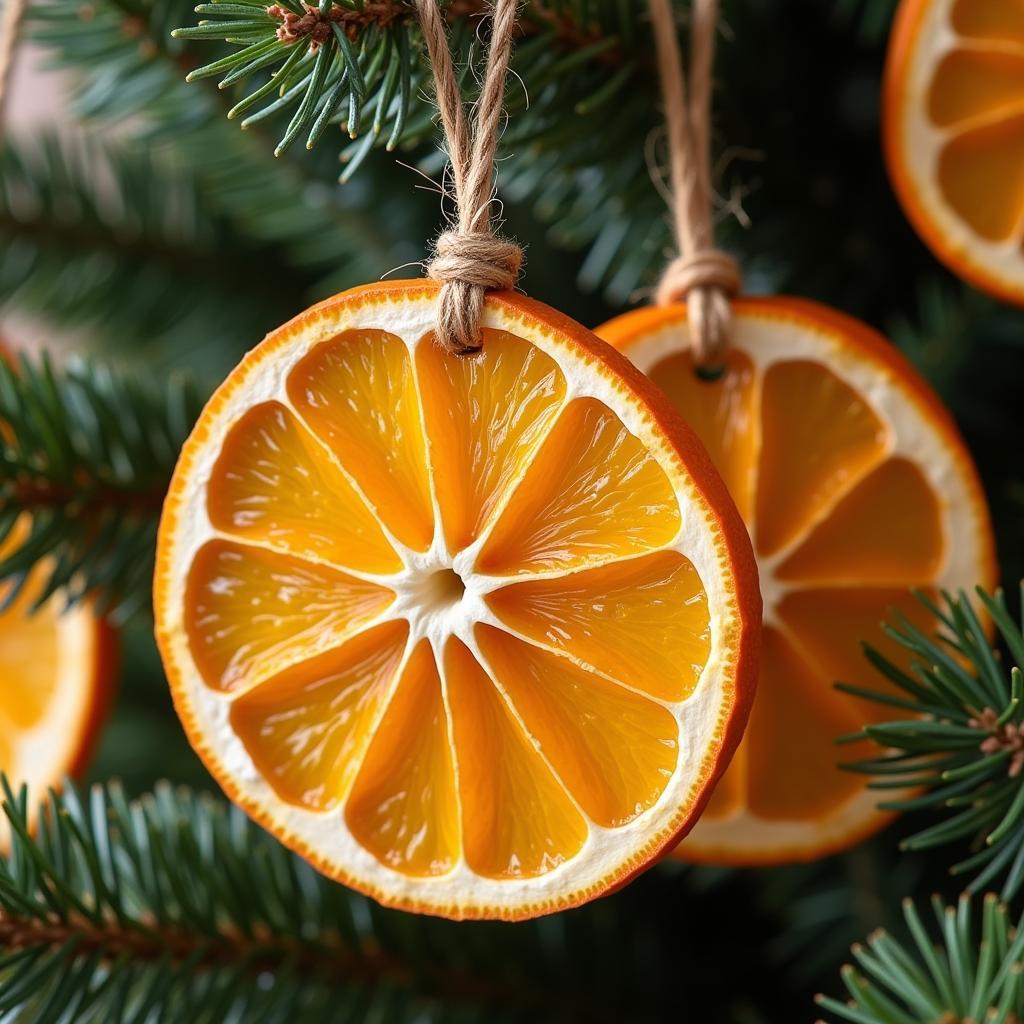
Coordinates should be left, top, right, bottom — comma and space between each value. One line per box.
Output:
649, 0, 741, 368
0, 0, 28, 125
417, 0, 522, 356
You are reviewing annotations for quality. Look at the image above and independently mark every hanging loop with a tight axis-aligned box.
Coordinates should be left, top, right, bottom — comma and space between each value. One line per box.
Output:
648, 0, 740, 368
417, 0, 523, 356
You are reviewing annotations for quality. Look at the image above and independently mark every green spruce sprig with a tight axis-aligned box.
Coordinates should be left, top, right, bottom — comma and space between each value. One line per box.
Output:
0, 777, 669, 1023
171, 2, 639, 177
815, 893, 1024, 1024
0, 355, 202, 620
839, 588, 1024, 899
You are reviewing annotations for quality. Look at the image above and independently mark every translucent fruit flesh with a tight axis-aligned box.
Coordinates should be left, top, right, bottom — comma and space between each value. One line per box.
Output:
640, 347, 945, 828
185, 326, 710, 882
0, 524, 107, 814
0, 572, 60, 732
926, 0, 1024, 244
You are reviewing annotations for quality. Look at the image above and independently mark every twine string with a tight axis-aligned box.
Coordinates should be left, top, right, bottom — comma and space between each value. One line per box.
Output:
417, 0, 522, 355
649, 0, 740, 367
0, 0, 28, 126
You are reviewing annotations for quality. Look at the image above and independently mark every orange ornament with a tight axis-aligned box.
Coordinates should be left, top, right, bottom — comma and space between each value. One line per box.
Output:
154, 280, 761, 919
0, 518, 116, 843
598, 295, 996, 864
884, 0, 1024, 303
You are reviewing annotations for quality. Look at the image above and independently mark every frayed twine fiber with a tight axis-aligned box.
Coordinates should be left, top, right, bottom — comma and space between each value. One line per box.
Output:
416, 0, 522, 355
649, 0, 740, 367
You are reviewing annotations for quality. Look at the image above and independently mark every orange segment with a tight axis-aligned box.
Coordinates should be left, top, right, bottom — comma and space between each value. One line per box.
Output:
647, 349, 759, 520
776, 587, 940, 720
207, 401, 401, 574
230, 621, 408, 812
745, 628, 866, 821
185, 540, 394, 694
444, 638, 588, 879
417, 330, 566, 552
287, 330, 433, 551
477, 625, 678, 828
776, 459, 944, 584
951, 0, 1024, 44
937, 114, 1024, 241
477, 398, 681, 575
755, 360, 888, 556
346, 641, 459, 877
928, 49, 1024, 128
486, 550, 709, 702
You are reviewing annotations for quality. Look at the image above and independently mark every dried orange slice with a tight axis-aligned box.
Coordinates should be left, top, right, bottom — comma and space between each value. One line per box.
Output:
598, 296, 996, 864
154, 280, 760, 920
885, 0, 1024, 303
0, 520, 115, 842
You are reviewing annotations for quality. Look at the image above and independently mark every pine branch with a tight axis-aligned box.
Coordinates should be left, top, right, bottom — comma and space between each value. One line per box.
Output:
169, 0, 668, 301
0, 355, 202, 620
838, 588, 1024, 900
0, 132, 298, 374
815, 893, 1024, 1024
170, 2, 633, 166
0, 777, 661, 1023
27, 0, 425, 304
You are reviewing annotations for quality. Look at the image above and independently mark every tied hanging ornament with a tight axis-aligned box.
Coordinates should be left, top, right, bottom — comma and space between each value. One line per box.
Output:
597, 0, 997, 866
883, 0, 1024, 306
154, 0, 760, 922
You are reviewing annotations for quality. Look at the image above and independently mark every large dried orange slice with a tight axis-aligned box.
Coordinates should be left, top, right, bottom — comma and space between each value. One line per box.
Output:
598, 296, 996, 864
154, 280, 760, 920
885, 0, 1024, 303
0, 519, 115, 842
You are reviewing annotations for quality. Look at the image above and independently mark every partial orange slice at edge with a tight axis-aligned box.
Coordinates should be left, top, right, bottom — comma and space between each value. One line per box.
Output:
884, 0, 1024, 303
0, 519, 116, 844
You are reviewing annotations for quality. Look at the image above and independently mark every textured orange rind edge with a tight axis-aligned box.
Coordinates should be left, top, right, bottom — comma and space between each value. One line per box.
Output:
599, 294, 999, 865
154, 279, 762, 921
881, 0, 1024, 307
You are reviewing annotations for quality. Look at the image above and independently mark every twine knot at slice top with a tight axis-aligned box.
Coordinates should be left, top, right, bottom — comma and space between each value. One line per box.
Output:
426, 230, 523, 355
655, 248, 741, 307
655, 248, 741, 369
415, 0, 522, 357
428, 231, 522, 291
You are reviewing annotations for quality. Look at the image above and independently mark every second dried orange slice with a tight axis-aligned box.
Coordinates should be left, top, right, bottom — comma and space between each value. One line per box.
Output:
599, 296, 996, 864
154, 280, 760, 920
0, 518, 116, 845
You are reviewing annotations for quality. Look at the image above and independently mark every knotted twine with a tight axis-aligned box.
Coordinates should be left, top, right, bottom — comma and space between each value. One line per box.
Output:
649, 0, 741, 368
416, 0, 522, 355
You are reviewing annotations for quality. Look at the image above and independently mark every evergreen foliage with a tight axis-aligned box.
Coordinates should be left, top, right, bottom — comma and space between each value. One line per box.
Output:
0, 354, 201, 620
840, 589, 1024, 900
816, 893, 1024, 1024
0, 0, 1022, 1019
